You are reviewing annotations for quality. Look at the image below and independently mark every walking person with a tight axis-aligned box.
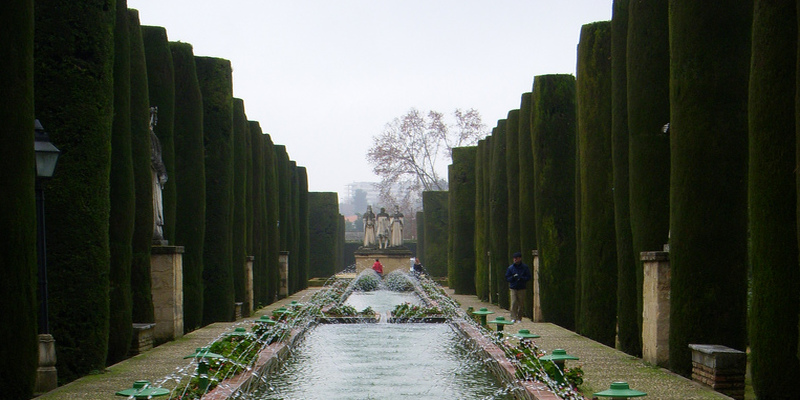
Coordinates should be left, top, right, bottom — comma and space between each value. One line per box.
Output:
505, 252, 531, 323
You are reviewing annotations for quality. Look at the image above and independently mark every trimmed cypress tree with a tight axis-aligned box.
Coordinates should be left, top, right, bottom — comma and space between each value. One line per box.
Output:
668, 1, 751, 376
107, 0, 135, 365
473, 139, 489, 300
308, 192, 339, 278
263, 135, 281, 302
297, 167, 310, 289
490, 120, 510, 308
129, 9, 155, 324
289, 162, 301, 293
275, 145, 291, 253
142, 26, 176, 244
531, 74, 577, 330
231, 98, 249, 307
337, 214, 346, 272
169, 42, 206, 331
505, 110, 522, 268
448, 146, 477, 294
34, 0, 114, 381
749, 1, 799, 396
416, 211, 425, 260
248, 121, 265, 306
423, 191, 449, 277
196, 56, 235, 324
576, 21, 616, 346
482, 136, 494, 300
627, 0, 670, 356
611, 0, 640, 356
517, 93, 536, 319
1, 0, 37, 395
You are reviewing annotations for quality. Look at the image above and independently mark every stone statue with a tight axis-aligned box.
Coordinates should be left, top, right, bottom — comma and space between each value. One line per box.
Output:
390, 205, 404, 247
150, 106, 168, 245
363, 205, 376, 248
376, 207, 390, 249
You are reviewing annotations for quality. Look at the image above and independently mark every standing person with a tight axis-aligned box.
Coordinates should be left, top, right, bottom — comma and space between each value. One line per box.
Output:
505, 252, 531, 322
372, 258, 384, 278
411, 257, 425, 277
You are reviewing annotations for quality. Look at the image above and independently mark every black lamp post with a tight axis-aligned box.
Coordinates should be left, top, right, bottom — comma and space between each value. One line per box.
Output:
34, 120, 60, 334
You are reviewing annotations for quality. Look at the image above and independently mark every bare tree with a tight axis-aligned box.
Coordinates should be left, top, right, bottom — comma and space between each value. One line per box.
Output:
367, 108, 487, 212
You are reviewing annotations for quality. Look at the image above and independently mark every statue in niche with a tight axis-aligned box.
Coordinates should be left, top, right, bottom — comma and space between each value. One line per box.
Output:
363, 205, 376, 248
376, 207, 390, 249
390, 205, 404, 247
150, 106, 168, 245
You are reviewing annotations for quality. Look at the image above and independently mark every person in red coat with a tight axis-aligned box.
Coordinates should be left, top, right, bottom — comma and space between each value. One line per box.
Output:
372, 258, 384, 278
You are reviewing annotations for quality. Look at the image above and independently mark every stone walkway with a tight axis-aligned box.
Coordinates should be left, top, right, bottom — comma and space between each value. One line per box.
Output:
36, 286, 733, 400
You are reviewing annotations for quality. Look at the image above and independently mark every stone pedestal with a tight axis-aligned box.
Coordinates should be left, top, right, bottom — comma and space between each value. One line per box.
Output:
531, 250, 543, 322
689, 344, 746, 400
642, 250, 670, 367
354, 247, 414, 275
245, 256, 254, 316
279, 251, 289, 299
129, 323, 155, 355
151, 245, 184, 345
34, 334, 57, 395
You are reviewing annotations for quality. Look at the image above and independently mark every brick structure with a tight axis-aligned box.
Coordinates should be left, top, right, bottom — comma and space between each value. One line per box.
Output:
689, 344, 746, 400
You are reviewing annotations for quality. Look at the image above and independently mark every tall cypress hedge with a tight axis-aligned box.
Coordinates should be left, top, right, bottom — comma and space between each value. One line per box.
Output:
142, 26, 176, 243
263, 135, 280, 302
482, 136, 494, 300
531, 74, 577, 330
289, 162, 301, 293
308, 192, 339, 278
107, 0, 135, 365
248, 122, 266, 306
668, 1, 751, 376
297, 167, 310, 289
232, 99, 249, 307
170, 42, 205, 331
473, 139, 488, 300
627, 0, 670, 355
610, 0, 639, 356
275, 145, 291, 253
1, 0, 37, 395
34, 0, 114, 382
517, 92, 536, 319
576, 21, 616, 346
749, 1, 799, 396
129, 9, 155, 324
448, 146, 477, 294
196, 56, 235, 324
505, 110, 522, 267
416, 211, 425, 261
490, 120, 510, 308
423, 191, 449, 277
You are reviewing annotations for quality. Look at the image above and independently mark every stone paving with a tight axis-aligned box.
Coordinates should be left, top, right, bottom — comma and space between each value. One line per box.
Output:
36, 286, 733, 400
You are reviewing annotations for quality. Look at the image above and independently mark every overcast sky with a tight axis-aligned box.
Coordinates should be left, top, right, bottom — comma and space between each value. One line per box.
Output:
129, 0, 612, 201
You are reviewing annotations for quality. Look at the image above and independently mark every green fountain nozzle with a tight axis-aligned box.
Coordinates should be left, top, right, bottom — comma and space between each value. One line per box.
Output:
183, 347, 225, 392
511, 329, 541, 339
593, 381, 647, 398
226, 327, 254, 337
487, 316, 514, 338
183, 347, 225, 360
255, 315, 278, 325
272, 306, 295, 319
540, 348, 579, 362
115, 380, 170, 398
286, 300, 303, 307
471, 307, 495, 327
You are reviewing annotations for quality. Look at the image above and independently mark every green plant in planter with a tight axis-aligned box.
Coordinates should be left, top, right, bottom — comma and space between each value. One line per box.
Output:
324, 305, 374, 317
352, 274, 380, 291
391, 302, 443, 318
384, 273, 414, 291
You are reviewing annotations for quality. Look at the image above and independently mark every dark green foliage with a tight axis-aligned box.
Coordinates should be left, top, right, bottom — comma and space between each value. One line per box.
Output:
448, 147, 477, 294
262, 135, 280, 302
532, 74, 577, 330
275, 145, 291, 252
169, 42, 206, 331
416, 211, 425, 260
576, 21, 616, 346
232, 99, 249, 306
129, 10, 155, 324
627, 0, 669, 356
423, 191, 449, 277
1, 0, 37, 395
337, 215, 346, 271
196, 56, 235, 324
34, 0, 114, 382
490, 120, 510, 308
668, 1, 751, 376
248, 121, 265, 307
297, 167, 310, 289
289, 162, 301, 293
505, 110, 522, 277
142, 26, 176, 243
308, 192, 340, 278
473, 139, 489, 301
611, 0, 640, 357
107, 0, 135, 365
517, 93, 536, 319
749, 1, 799, 396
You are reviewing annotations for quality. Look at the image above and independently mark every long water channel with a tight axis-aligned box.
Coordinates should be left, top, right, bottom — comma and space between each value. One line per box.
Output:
252, 290, 515, 400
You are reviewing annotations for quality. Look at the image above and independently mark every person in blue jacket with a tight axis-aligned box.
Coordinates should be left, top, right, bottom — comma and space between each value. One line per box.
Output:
505, 251, 532, 323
